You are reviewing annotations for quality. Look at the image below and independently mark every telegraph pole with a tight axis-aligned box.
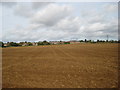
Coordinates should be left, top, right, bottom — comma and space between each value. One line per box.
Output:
107, 35, 109, 42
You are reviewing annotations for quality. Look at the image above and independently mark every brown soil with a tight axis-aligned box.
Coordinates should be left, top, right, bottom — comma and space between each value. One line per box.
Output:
2, 43, 118, 88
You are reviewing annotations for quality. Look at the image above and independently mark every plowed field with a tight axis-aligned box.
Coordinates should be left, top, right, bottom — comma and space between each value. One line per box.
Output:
2, 43, 118, 88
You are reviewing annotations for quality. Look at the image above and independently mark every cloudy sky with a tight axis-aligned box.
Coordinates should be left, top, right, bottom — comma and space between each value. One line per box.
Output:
0, 1, 118, 42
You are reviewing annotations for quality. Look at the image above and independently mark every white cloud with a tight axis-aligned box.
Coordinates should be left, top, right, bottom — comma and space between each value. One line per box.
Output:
2, 2, 118, 42
53, 17, 81, 32
103, 3, 118, 13
31, 4, 74, 26
88, 23, 106, 31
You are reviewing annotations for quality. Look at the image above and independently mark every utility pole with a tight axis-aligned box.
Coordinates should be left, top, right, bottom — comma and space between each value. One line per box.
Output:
107, 35, 109, 42
76, 38, 78, 41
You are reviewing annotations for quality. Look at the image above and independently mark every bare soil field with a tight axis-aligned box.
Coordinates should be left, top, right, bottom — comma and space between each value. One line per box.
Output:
2, 43, 118, 88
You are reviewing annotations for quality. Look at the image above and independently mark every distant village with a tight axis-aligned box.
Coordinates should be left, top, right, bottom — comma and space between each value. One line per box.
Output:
0, 39, 119, 47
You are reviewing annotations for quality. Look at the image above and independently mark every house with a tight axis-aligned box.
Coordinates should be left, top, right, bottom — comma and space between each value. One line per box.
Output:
4, 43, 7, 47
22, 43, 28, 46
32, 42, 38, 46
70, 40, 80, 44
49, 41, 64, 45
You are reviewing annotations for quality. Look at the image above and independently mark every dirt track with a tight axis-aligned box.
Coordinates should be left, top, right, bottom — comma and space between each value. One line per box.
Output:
2, 43, 118, 88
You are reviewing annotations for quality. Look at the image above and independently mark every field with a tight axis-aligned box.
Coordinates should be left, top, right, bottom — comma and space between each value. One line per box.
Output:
2, 43, 118, 88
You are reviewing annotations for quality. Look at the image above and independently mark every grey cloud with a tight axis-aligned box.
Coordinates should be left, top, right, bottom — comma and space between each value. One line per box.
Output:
14, 4, 33, 17
13, 2, 54, 18
1, 2, 17, 8
32, 2, 53, 9
80, 21, 118, 40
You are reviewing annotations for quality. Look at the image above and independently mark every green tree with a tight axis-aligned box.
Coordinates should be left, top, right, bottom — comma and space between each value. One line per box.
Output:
9, 42, 20, 47
38, 41, 50, 45
38, 41, 44, 45
88, 40, 91, 43
79, 40, 84, 42
19, 42, 24, 46
27, 42, 33, 46
64, 42, 70, 44
97, 39, 99, 42
0, 42, 4, 47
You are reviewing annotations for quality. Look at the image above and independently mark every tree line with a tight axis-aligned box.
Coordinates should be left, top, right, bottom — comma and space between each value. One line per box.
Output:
79, 39, 119, 43
0, 39, 120, 48
0, 40, 51, 47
